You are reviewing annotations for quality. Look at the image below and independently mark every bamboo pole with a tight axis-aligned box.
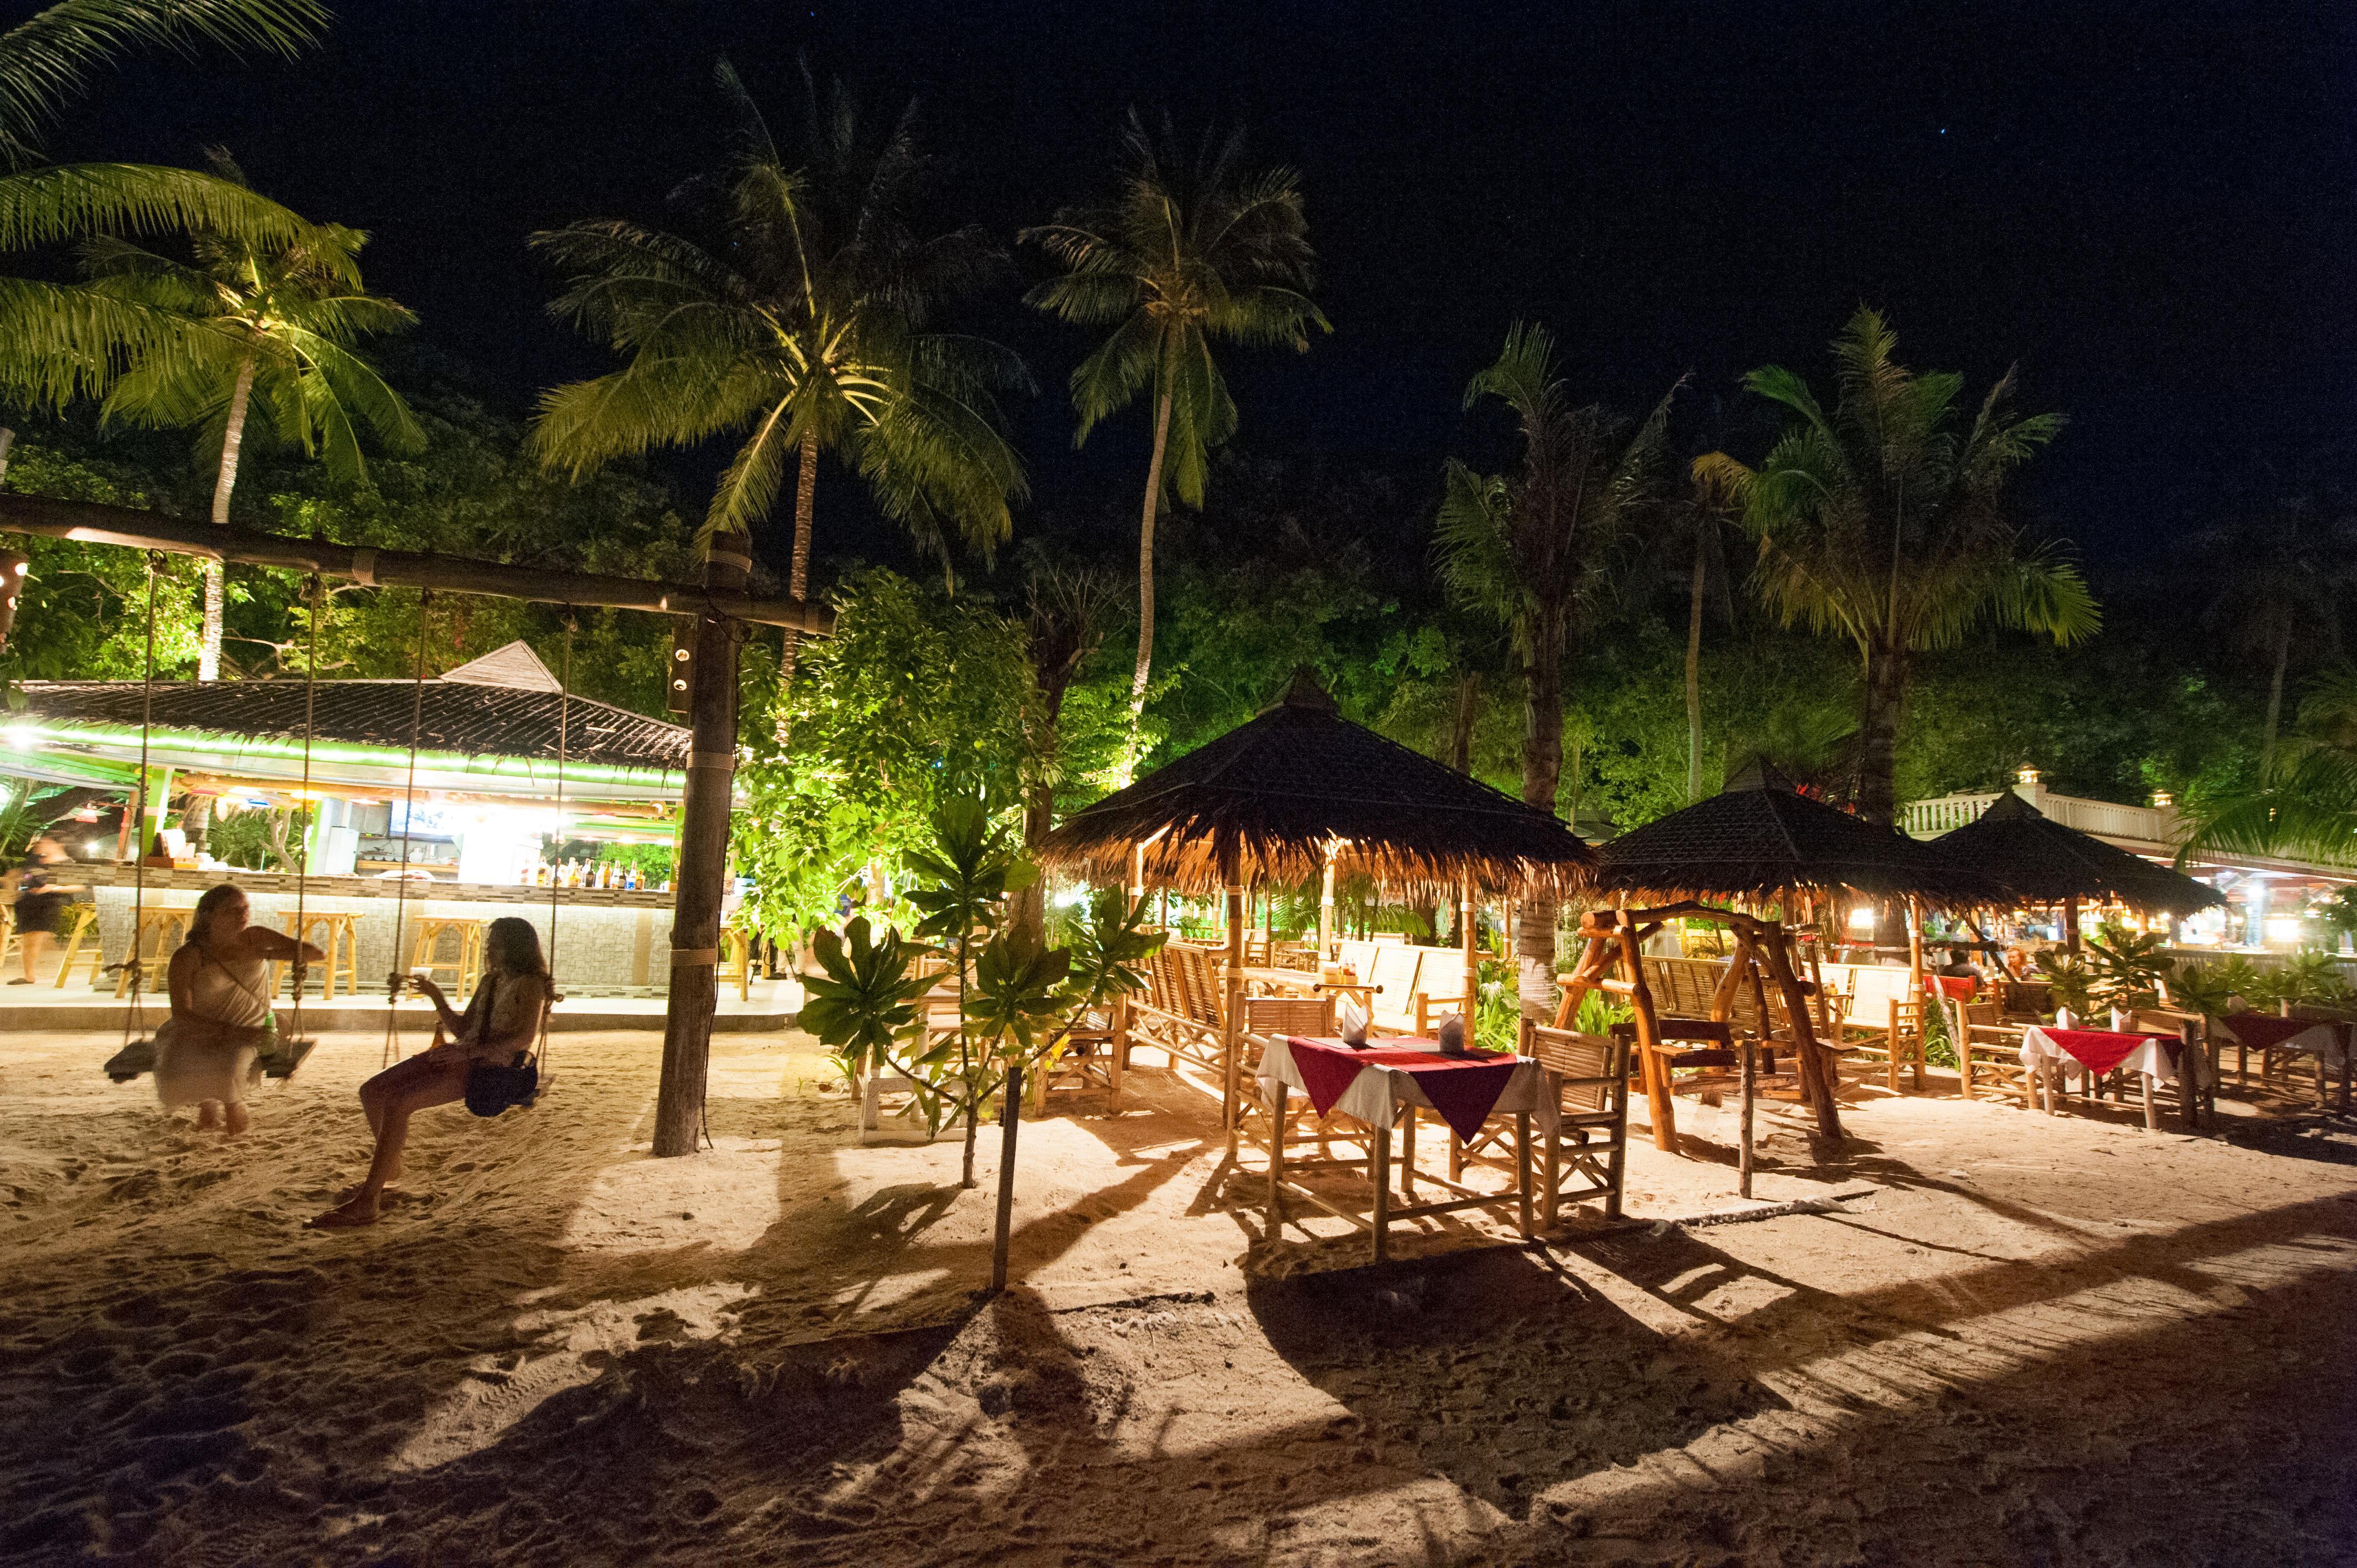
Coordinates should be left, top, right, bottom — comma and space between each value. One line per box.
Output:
1317, 842, 1337, 960
1759, 919, 1844, 1144
0, 493, 828, 632
1221, 849, 1245, 1157
1461, 877, 1478, 1038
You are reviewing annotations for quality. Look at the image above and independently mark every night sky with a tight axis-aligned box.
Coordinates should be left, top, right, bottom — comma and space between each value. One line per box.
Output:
64, 1, 2357, 578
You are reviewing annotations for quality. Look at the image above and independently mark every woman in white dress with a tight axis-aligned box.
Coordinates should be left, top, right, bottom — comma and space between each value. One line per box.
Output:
155, 884, 322, 1137
311, 916, 551, 1229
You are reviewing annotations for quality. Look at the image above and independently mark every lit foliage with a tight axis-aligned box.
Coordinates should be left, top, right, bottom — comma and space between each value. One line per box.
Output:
531, 61, 1028, 580
1694, 306, 2094, 822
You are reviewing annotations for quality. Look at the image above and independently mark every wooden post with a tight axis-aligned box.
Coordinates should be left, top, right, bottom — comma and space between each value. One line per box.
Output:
1371, 1115, 1391, 1263
1220, 852, 1245, 1157
1317, 842, 1337, 960
1738, 1036, 1756, 1199
991, 1061, 1023, 1292
2063, 896, 2080, 956
1604, 1030, 1630, 1220
651, 528, 748, 1158
1614, 912, 1679, 1153
1267, 1080, 1289, 1236
1461, 877, 1479, 1039
1758, 919, 1844, 1144
1516, 1110, 1533, 1239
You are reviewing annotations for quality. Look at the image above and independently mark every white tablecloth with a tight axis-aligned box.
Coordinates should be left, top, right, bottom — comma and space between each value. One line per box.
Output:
2020, 1027, 2212, 1091
1254, 1035, 1560, 1135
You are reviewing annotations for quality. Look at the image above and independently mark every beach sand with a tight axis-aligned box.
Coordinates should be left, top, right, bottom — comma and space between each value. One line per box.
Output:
3, 1025, 2354, 1565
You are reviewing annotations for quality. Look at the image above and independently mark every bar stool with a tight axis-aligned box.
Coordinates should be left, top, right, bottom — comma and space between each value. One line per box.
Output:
53, 905, 106, 988
0, 904, 18, 974
719, 926, 756, 1002
277, 910, 362, 999
117, 906, 194, 995
407, 917, 483, 999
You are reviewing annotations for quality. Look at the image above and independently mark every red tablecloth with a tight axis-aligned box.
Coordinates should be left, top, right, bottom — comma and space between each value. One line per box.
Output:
2028, 1028, 2171, 1078
1926, 974, 1979, 1003
1283, 1036, 1523, 1141
2220, 1014, 2339, 1053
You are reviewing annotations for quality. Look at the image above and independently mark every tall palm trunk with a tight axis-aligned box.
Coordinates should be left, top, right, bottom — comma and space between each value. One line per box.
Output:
1449, 670, 1479, 774
778, 426, 821, 695
1856, 641, 1908, 825
198, 352, 258, 683
1130, 390, 1174, 716
1686, 536, 1707, 802
1516, 614, 1567, 1017
2260, 613, 2292, 781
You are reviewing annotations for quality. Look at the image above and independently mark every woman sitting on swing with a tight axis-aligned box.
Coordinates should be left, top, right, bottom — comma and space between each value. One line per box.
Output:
156, 884, 325, 1137
312, 916, 550, 1230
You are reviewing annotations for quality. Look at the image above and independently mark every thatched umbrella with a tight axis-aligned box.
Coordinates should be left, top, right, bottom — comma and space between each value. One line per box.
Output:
1931, 786, 2224, 951
1592, 759, 2001, 909
1036, 674, 1595, 1132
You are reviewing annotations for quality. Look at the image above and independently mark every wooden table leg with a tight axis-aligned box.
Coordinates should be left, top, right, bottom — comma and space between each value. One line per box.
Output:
1542, 1070, 1562, 1231
1371, 1117, 1392, 1263
1268, 1081, 1288, 1239
2142, 1071, 2157, 1132
1400, 1104, 1416, 1203
1515, 1110, 1533, 1239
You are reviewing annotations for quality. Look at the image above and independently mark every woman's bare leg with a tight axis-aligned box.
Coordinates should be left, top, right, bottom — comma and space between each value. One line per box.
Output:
194, 1101, 221, 1131
223, 1102, 249, 1137
20, 930, 48, 982
315, 1059, 463, 1227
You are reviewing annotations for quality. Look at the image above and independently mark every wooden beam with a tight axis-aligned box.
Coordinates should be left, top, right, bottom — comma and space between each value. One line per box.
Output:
0, 493, 832, 635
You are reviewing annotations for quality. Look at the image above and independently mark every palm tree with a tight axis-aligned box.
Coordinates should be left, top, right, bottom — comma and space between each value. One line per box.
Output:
1012, 564, 1118, 942
533, 61, 1028, 693
2181, 667, 2357, 867
75, 153, 421, 680
1435, 323, 1675, 1012
0, 1, 333, 415
2197, 488, 2352, 781
1676, 463, 1740, 802
1695, 307, 2096, 824
1022, 111, 1327, 715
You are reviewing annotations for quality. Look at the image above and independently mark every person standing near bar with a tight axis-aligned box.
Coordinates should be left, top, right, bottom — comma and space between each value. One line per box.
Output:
11, 834, 83, 984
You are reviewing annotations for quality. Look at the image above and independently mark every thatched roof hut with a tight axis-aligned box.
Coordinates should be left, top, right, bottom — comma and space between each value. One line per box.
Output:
1035, 674, 1593, 895
1931, 788, 2225, 914
1593, 759, 2000, 906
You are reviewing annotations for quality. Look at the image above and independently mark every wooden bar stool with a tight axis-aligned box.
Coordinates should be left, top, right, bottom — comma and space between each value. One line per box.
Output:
718, 926, 756, 1002
407, 917, 484, 1000
116, 906, 193, 995
53, 905, 106, 988
277, 910, 362, 999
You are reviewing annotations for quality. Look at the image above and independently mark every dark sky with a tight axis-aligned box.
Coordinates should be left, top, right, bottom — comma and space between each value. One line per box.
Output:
62, 0, 2357, 576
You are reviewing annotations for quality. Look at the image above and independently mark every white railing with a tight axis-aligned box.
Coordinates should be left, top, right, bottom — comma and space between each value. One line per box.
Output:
1901, 788, 2176, 848
1898, 792, 1999, 837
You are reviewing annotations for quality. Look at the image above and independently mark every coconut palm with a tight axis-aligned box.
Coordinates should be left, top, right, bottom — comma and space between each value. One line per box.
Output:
1435, 322, 1675, 1011
1695, 307, 2097, 824
2181, 667, 2357, 866
533, 61, 1028, 692
73, 153, 421, 679
0, 1, 332, 413
1022, 111, 1327, 715
2196, 488, 2353, 781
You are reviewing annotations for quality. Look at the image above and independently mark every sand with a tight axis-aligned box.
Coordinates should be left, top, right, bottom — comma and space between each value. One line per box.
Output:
3, 1025, 2355, 1565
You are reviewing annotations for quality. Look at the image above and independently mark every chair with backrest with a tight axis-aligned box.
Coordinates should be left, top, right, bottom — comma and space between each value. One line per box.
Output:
1957, 1000, 2030, 1103
1363, 945, 1425, 1034
1844, 997, 1928, 1091
1524, 1020, 1630, 1222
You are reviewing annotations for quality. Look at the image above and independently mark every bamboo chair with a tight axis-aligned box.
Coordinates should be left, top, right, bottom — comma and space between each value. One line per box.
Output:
1233, 994, 1346, 1156
1844, 997, 1928, 1091
1028, 1000, 1124, 1114
1612, 1015, 1745, 1105
1957, 1001, 2031, 1104
1523, 1020, 1631, 1223
53, 905, 104, 989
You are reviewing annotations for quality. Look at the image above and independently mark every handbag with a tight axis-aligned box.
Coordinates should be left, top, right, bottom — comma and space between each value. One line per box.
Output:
460, 977, 541, 1116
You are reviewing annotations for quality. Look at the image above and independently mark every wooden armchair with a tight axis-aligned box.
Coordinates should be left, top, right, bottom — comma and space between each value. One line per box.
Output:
1027, 1000, 1126, 1114
1957, 1001, 2031, 1105
1844, 997, 1927, 1091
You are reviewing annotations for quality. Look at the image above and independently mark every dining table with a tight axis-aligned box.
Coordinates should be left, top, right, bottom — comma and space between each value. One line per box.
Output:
2217, 1013, 2351, 1110
1257, 1034, 1560, 1261
2019, 1024, 2209, 1131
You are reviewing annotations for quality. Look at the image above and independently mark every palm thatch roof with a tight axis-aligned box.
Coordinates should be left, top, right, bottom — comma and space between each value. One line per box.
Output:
1035, 674, 1596, 895
1593, 759, 2003, 906
1931, 788, 2225, 913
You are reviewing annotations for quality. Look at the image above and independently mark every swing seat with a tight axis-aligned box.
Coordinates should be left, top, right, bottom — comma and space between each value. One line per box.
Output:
104, 1038, 158, 1082
256, 1037, 317, 1080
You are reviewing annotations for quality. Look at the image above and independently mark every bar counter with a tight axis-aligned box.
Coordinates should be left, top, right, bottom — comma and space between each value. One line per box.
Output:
77, 865, 683, 997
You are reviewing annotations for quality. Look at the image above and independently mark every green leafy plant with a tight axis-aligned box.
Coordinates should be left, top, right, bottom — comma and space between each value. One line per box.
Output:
2084, 924, 2176, 1010
2033, 950, 2098, 1020
799, 915, 947, 1116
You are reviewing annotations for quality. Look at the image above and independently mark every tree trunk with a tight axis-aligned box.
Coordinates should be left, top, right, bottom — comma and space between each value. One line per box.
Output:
651, 528, 750, 1158
1449, 670, 1478, 775
0, 426, 14, 487
2261, 615, 2291, 781
1855, 642, 1909, 825
1516, 617, 1567, 1017
1129, 390, 1174, 716
200, 353, 258, 684
1686, 534, 1707, 802
776, 427, 820, 699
